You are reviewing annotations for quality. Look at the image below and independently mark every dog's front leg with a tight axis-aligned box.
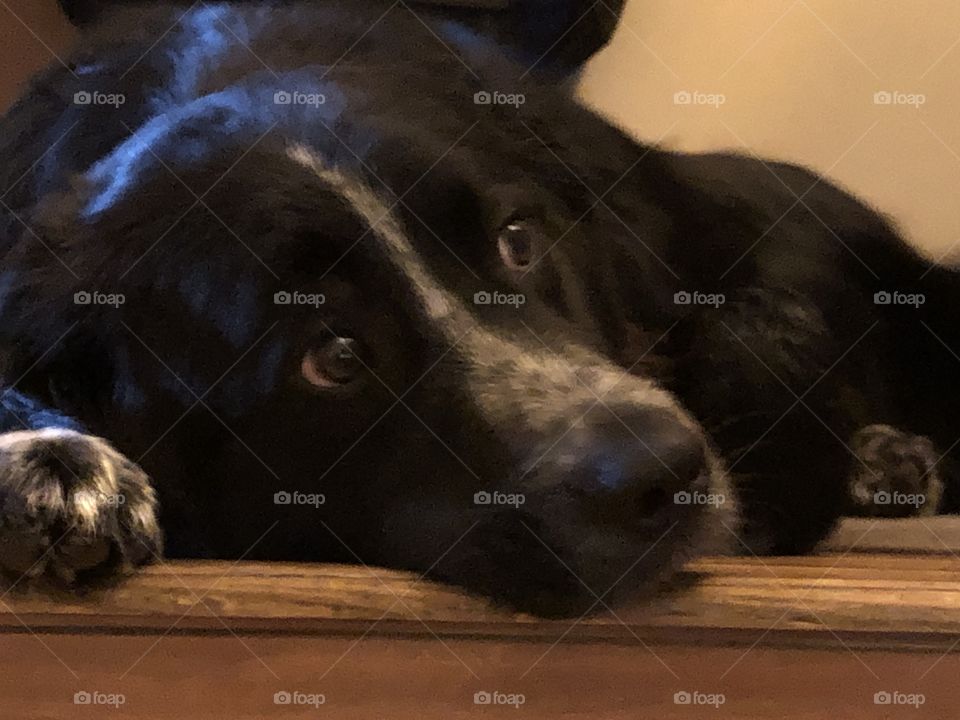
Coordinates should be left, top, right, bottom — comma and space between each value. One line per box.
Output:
0, 388, 161, 586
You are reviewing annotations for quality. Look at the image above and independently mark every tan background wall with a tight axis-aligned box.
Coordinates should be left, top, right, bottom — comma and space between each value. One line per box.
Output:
581, 1, 960, 261
0, 2, 75, 109
3, 1, 960, 260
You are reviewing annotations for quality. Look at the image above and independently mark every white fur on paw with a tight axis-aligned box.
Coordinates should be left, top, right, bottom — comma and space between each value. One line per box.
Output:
849, 424, 942, 517
0, 428, 161, 584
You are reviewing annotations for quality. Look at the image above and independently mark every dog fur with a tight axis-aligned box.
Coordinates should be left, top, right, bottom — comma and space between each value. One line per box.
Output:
0, 2, 957, 616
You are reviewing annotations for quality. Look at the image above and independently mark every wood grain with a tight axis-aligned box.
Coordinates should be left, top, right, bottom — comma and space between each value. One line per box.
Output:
2, 518, 960, 718
2, 522, 960, 646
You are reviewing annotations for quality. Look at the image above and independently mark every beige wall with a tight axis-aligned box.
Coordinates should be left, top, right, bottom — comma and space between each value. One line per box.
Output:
0, 2, 74, 109
579, 0, 960, 261
3, 1, 959, 261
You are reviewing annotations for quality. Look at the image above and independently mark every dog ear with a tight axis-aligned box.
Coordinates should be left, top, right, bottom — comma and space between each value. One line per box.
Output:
57, 0, 98, 25
405, 0, 627, 72
491, 0, 627, 72
57, 0, 626, 74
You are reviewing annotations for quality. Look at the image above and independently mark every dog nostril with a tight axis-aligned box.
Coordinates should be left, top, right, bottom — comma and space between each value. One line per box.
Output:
664, 440, 707, 491
637, 487, 670, 518
549, 408, 708, 530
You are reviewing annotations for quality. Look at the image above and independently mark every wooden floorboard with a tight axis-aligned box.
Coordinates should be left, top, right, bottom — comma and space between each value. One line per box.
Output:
1, 518, 959, 718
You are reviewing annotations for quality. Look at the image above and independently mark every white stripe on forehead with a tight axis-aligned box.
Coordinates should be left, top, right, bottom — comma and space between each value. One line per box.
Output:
286, 144, 689, 422
287, 143, 458, 325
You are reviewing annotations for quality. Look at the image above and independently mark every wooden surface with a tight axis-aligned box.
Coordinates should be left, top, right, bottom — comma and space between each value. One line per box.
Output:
2, 518, 960, 718
4, 553, 960, 646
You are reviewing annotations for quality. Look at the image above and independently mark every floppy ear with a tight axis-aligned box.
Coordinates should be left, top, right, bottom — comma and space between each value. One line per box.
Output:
496, 0, 627, 72
58, 0, 626, 74
57, 0, 98, 25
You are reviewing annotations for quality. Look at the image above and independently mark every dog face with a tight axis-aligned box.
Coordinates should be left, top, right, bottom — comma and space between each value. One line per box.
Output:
7, 6, 737, 615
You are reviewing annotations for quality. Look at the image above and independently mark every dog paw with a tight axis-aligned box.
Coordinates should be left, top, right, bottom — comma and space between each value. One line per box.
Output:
848, 424, 942, 517
0, 428, 161, 586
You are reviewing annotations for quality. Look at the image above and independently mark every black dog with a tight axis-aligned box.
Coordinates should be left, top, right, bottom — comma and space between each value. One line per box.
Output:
0, 2, 956, 617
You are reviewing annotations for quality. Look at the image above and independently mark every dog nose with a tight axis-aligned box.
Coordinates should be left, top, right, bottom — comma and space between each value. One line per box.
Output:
544, 407, 706, 526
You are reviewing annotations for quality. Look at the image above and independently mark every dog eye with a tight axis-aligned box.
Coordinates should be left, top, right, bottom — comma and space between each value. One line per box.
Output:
497, 221, 535, 270
301, 337, 365, 388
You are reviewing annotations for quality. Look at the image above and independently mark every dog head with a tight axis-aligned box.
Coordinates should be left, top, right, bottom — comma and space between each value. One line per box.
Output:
9, 5, 737, 616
